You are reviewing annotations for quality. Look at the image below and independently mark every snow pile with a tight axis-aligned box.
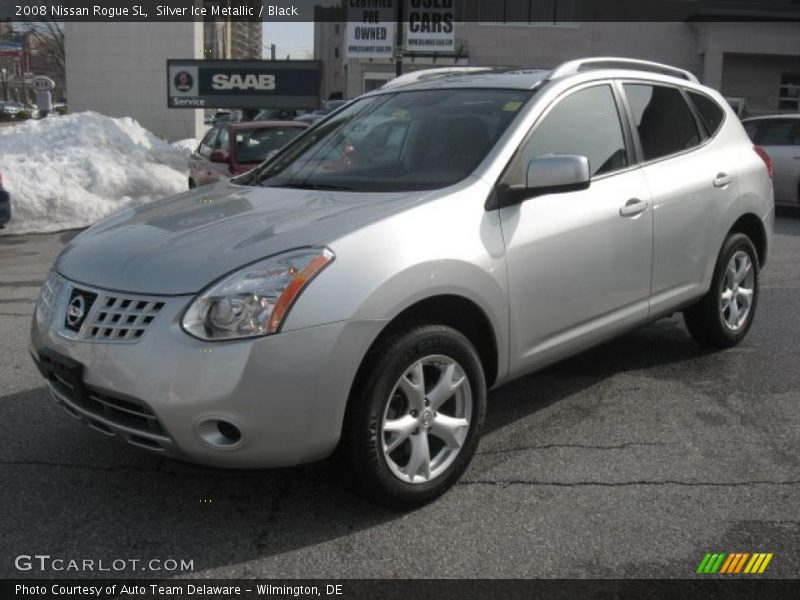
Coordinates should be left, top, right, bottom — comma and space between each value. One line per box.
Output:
171, 138, 198, 155
0, 112, 189, 234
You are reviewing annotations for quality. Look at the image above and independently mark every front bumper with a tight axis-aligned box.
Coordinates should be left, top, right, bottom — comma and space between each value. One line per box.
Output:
30, 274, 385, 468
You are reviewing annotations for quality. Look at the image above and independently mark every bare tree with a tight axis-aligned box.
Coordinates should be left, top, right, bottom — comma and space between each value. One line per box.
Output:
22, 20, 65, 80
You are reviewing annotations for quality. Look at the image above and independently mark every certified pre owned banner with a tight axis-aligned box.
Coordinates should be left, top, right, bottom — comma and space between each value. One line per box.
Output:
167, 60, 321, 109
405, 0, 455, 52
345, 0, 397, 60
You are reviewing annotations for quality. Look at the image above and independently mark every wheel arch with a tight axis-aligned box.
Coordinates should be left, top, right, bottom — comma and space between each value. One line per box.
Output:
728, 212, 768, 268
352, 294, 500, 394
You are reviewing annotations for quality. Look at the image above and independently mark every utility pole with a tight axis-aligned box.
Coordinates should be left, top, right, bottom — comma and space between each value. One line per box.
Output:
395, 0, 403, 77
270, 43, 276, 60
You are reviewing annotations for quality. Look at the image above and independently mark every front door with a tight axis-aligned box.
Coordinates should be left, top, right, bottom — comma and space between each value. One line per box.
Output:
498, 83, 653, 375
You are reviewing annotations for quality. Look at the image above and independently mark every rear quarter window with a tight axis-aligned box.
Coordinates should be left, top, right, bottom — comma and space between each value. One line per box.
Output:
624, 83, 701, 161
688, 91, 725, 137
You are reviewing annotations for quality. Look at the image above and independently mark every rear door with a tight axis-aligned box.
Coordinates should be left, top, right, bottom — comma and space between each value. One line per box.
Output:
498, 82, 654, 375
621, 82, 738, 314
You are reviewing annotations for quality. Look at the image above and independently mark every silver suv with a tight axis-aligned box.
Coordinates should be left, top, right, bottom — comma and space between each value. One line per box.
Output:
31, 58, 774, 506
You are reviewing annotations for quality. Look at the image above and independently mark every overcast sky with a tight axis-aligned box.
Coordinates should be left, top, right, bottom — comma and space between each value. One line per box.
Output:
262, 22, 314, 59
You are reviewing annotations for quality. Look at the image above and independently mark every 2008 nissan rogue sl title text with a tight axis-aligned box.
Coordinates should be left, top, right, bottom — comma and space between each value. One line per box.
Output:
31, 58, 774, 506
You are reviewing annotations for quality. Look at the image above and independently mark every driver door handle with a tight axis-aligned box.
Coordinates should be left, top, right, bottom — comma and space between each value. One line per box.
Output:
619, 198, 647, 217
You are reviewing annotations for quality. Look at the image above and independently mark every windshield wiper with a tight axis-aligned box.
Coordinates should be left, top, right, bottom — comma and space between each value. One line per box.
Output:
269, 182, 357, 192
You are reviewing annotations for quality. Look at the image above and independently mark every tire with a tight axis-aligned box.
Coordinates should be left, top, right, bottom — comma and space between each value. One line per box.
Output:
188, 178, 196, 189
340, 323, 487, 508
684, 233, 760, 349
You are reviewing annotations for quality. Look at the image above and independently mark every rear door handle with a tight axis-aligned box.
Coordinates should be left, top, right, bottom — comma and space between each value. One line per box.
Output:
713, 173, 733, 188
619, 198, 647, 217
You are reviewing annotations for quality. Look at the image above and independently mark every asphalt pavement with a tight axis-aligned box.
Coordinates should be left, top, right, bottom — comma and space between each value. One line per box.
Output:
1, 214, 799, 579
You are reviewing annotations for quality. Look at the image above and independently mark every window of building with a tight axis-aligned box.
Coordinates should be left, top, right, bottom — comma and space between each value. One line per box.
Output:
334, 47, 340, 58
502, 84, 628, 186
478, 0, 580, 27
623, 84, 701, 161
687, 91, 725, 137
778, 73, 800, 111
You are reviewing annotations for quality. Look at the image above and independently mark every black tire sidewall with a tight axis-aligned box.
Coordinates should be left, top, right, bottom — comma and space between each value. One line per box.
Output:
346, 324, 487, 506
709, 233, 760, 343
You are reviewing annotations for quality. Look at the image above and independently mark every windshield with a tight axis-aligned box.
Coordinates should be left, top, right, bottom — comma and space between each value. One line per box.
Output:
245, 89, 532, 192
234, 127, 305, 164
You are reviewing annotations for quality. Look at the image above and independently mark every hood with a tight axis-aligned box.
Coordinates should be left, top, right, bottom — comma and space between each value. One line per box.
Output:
56, 182, 427, 295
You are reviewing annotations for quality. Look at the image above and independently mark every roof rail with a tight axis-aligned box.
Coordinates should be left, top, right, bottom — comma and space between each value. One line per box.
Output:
380, 67, 498, 89
549, 57, 699, 83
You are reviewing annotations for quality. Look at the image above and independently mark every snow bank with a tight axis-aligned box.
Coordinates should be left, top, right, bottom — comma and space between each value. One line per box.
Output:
0, 112, 190, 234
171, 138, 198, 155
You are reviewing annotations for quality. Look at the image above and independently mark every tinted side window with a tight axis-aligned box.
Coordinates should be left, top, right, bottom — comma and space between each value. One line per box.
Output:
742, 120, 761, 141
750, 119, 800, 146
198, 129, 218, 157
624, 84, 701, 161
504, 84, 628, 186
214, 129, 230, 152
688, 91, 725, 137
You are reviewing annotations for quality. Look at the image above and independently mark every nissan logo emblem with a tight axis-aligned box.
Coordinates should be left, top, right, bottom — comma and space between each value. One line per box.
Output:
67, 295, 86, 328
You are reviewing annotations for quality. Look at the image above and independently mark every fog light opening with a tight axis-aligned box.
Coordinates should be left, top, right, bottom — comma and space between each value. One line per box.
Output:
217, 420, 241, 443
196, 418, 243, 449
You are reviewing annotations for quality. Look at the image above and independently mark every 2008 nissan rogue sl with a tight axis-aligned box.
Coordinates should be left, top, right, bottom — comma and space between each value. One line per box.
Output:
31, 58, 774, 507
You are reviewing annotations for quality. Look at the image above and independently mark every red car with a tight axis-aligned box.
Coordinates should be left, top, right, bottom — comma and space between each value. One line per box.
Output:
188, 120, 308, 188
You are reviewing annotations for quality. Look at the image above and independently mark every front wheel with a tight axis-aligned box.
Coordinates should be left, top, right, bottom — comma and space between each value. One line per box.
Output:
341, 324, 487, 508
684, 233, 760, 348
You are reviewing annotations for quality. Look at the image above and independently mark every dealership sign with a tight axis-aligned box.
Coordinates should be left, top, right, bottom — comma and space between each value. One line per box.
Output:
167, 60, 321, 109
404, 0, 455, 52
345, 0, 396, 60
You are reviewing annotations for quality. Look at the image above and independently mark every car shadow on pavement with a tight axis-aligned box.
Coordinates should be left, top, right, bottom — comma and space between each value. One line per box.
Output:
0, 317, 713, 577
774, 207, 800, 235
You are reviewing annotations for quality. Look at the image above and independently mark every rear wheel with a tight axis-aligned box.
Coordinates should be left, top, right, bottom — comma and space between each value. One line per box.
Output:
341, 323, 487, 508
684, 233, 759, 348
188, 178, 196, 189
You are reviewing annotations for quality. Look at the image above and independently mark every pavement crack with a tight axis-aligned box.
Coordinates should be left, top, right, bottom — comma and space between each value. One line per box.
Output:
478, 441, 667, 455
460, 478, 800, 488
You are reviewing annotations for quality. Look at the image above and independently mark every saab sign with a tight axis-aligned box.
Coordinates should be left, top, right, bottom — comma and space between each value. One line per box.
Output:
167, 60, 321, 109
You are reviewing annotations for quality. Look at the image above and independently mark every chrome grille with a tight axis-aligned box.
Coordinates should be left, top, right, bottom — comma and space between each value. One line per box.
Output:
36, 270, 63, 326
81, 294, 166, 342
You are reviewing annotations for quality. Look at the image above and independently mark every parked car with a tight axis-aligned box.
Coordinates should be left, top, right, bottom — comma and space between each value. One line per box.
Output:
206, 110, 242, 127
249, 108, 310, 122
31, 58, 773, 507
0, 101, 21, 118
188, 120, 308, 188
0, 173, 10, 228
294, 99, 348, 125
742, 114, 800, 206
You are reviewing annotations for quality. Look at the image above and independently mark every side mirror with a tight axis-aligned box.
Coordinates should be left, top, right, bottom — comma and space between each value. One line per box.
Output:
209, 150, 228, 163
492, 154, 591, 208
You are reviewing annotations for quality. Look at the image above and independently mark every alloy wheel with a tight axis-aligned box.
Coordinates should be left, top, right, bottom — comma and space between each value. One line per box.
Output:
381, 355, 472, 484
720, 250, 755, 331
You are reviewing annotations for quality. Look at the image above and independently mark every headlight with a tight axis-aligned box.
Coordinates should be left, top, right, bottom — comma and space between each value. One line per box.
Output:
182, 248, 334, 341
